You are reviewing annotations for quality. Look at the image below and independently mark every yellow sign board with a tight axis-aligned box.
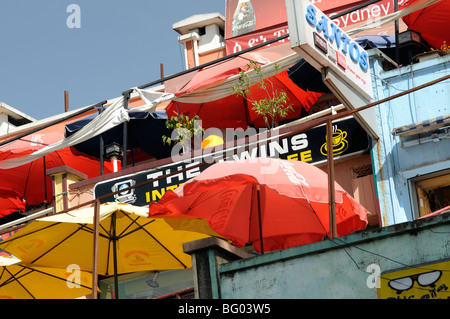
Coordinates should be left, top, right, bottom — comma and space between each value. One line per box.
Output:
378, 260, 450, 299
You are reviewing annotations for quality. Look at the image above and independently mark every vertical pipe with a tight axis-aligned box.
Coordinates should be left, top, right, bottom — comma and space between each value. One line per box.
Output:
256, 184, 264, 254
122, 91, 131, 170
394, 0, 399, 65
92, 199, 100, 299
64, 91, 69, 112
193, 39, 199, 67
96, 101, 107, 175
99, 135, 104, 175
112, 157, 119, 172
160, 63, 165, 84
99, 108, 104, 176
43, 156, 48, 208
62, 173, 68, 211
50, 175, 57, 214
326, 120, 337, 238
183, 44, 189, 70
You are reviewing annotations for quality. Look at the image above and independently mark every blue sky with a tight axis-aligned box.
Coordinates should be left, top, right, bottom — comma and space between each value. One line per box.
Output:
0, 0, 225, 120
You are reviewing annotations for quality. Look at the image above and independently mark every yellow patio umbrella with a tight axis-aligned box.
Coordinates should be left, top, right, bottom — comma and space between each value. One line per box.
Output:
0, 202, 218, 298
0, 256, 93, 299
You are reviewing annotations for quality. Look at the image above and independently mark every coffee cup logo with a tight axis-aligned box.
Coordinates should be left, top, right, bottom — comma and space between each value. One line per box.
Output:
320, 127, 349, 156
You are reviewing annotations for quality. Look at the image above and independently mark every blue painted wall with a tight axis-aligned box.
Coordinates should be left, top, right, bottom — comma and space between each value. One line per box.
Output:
369, 51, 450, 225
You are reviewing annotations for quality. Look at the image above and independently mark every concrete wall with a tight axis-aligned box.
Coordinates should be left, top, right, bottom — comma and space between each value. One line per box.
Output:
185, 212, 450, 299
369, 51, 450, 225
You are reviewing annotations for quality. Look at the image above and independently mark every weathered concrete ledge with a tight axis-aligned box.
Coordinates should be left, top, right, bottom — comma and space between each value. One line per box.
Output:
183, 237, 253, 299
183, 237, 252, 260
183, 212, 450, 299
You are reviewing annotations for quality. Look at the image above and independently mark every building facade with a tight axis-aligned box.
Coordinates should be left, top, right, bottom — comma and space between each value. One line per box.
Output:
1, 0, 449, 300
184, 213, 450, 299
370, 50, 450, 225
181, 49, 450, 300
173, 13, 226, 69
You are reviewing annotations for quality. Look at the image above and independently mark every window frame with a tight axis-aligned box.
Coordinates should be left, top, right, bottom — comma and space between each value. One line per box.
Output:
409, 168, 450, 219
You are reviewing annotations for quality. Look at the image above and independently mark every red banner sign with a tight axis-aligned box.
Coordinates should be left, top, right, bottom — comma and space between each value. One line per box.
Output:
225, 0, 407, 54
226, 22, 289, 54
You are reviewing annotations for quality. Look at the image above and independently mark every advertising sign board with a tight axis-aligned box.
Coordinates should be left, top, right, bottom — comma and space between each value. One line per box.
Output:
225, 0, 405, 54
378, 260, 450, 299
286, 0, 374, 101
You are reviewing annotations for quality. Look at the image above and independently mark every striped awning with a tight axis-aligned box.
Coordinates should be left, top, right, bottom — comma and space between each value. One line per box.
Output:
392, 114, 450, 137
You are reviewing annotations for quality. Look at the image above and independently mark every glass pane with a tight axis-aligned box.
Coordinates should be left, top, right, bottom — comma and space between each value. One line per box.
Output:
388, 277, 413, 291
417, 270, 441, 287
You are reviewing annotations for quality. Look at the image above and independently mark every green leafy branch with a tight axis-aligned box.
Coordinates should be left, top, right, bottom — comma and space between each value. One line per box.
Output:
162, 114, 204, 152
232, 60, 294, 129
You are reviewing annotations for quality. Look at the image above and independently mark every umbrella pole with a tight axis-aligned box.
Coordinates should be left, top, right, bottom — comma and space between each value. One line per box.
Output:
98, 108, 105, 176
326, 120, 337, 239
112, 211, 119, 299
92, 199, 100, 299
256, 185, 264, 254
100, 134, 105, 175
43, 156, 48, 207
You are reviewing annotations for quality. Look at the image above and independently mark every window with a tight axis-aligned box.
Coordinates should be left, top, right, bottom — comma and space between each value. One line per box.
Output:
411, 170, 450, 218
198, 26, 206, 36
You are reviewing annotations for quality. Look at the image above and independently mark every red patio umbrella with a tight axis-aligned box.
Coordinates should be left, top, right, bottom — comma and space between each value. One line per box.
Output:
401, 0, 450, 49
174, 42, 297, 94
0, 131, 64, 161
165, 71, 322, 129
0, 189, 26, 218
0, 146, 115, 216
149, 158, 369, 253
166, 94, 250, 129
164, 43, 323, 129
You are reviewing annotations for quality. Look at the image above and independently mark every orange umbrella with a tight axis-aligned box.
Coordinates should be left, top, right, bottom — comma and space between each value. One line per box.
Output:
149, 158, 368, 253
